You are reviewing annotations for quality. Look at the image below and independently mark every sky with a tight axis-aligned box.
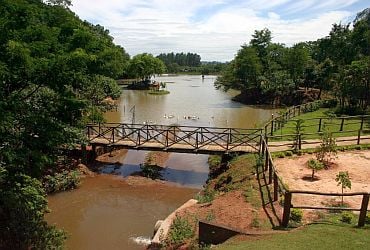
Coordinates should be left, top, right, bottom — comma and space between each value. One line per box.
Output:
70, 0, 369, 62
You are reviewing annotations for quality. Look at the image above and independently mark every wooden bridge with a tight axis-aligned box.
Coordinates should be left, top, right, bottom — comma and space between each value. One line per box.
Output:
86, 123, 262, 154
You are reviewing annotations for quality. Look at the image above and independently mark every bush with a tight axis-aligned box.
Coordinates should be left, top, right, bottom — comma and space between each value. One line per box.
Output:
290, 208, 303, 223
140, 163, 163, 180
340, 212, 353, 224
43, 170, 81, 193
322, 99, 338, 108
0, 172, 66, 249
167, 215, 194, 245
195, 190, 215, 204
365, 214, 370, 225
285, 151, 293, 157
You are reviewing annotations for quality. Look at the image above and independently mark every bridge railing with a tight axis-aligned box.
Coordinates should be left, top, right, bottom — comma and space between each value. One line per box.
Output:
86, 123, 262, 153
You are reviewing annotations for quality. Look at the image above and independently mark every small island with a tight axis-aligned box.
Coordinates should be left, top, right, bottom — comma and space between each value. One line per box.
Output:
148, 81, 170, 95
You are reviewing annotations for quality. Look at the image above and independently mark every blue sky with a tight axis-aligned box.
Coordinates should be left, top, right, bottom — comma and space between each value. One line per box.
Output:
71, 0, 369, 61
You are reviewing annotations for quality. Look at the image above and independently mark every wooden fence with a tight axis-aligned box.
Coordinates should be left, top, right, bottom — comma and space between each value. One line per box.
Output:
86, 123, 262, 154
260, 138, 370, 227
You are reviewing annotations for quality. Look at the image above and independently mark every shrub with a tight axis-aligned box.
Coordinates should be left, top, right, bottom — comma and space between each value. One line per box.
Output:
307, 159, 324, 181
322, 99, 338, 108
285, 151, 293, 157
195, 190, 215, 204
167, 215, 194, 245
340, 212, 353, 224
140, 163, 163, 180
365, 214, 370, 225
290, 208, 303, 223
43, 170, 81, 193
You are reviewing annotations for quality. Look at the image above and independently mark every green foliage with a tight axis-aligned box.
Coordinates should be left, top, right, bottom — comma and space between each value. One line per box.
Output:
315, 126, 337, 167
140, 163, 163, 180
157, 52, 201, 68
340, 212, 353, 224
0, 0, 131, 247
126, 53, 165, 80
0, 171, 66, 249
195, 189, 215, 204
335, 171, 352, 206
167, 215, 194, 245
205, 210, 216, 222
290, 208, 303, 223
43, 170, 80, 193
307, 159, 324, 180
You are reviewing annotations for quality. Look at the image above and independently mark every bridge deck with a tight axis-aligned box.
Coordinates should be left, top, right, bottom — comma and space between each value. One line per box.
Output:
87, 123, 262, 154
90, 138, 258, 154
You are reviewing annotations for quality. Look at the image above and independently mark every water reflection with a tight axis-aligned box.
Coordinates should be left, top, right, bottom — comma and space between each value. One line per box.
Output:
100, 150, 209, 188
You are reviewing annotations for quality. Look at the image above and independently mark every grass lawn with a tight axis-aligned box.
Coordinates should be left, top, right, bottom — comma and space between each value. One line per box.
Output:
270, 108, 369, 141
218, 223, 370, 250
148, 90, 170, 95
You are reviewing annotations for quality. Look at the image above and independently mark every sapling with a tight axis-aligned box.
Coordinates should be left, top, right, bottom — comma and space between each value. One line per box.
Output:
316, 125, 337, 168
335, 171, 351, 206
307, 159, 324, 181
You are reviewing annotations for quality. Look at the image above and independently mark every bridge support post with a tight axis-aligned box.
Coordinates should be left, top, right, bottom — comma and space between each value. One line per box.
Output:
81, 144, 87, 164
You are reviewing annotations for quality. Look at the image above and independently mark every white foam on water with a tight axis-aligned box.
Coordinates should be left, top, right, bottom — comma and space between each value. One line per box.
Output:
130, 236, 152, 246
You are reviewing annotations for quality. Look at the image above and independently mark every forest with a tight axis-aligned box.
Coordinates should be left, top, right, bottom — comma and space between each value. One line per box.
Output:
216, 8, 369, 113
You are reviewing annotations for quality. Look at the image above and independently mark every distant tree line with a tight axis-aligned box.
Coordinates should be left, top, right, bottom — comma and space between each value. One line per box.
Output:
156, 52, 201, 72
216, 8, 370, 113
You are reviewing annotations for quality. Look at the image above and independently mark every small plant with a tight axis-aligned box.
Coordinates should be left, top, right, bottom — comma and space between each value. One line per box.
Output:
285, 151, 293, 157
251, 216, 261, 228
315, 125, 337, 168
335, 171, 351, 206
290, 208, 303, 223
340, 212, 353, 224
167, 215, 194, 245
140, 163, 163, 180
205, 210, 215, 222
195, 190, 215, 204
307, 159, 324, 181
365, 214, 370, 224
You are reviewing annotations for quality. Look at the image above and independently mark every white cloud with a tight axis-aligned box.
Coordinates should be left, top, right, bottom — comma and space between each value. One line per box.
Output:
70, 0, 362, 61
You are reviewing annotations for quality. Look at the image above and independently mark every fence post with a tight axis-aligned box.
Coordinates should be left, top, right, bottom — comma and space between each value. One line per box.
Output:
298, 134, 302, 150
318, 118, 322, 132
360, 116, 364, 130
282, 192, 292, 227
358, 194, 369, 227
298, 106, 301, 116
268, 159, 273, 184
357, 130, 361, 145
273, 173, 278, 201
293, 106, 296, 117
112, 128, 115, 143
196, 132, 199, 149
340, 118, 345, 131
265, 149, 269, 171
98, 122, 101, 135
271, 114, 274, 136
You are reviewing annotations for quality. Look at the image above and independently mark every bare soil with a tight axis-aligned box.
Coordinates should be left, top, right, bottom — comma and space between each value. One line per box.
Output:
178, 191, 272, 233
274, 150, 370, 213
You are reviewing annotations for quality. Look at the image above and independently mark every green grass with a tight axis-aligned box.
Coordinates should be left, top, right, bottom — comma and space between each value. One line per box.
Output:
270, 108, 369, 141
148, 90, 170, 95
217, 223, 370, 250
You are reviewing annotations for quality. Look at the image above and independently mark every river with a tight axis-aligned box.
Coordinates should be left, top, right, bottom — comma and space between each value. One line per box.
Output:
46, 75, 276, 249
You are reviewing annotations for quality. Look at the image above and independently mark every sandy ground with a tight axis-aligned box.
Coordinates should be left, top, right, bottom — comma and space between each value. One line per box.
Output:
274, 150, 370, 211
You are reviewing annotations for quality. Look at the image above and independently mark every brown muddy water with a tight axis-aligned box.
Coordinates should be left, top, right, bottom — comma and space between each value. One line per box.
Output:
46, 75, 277, 249
47, 176, 198, 249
